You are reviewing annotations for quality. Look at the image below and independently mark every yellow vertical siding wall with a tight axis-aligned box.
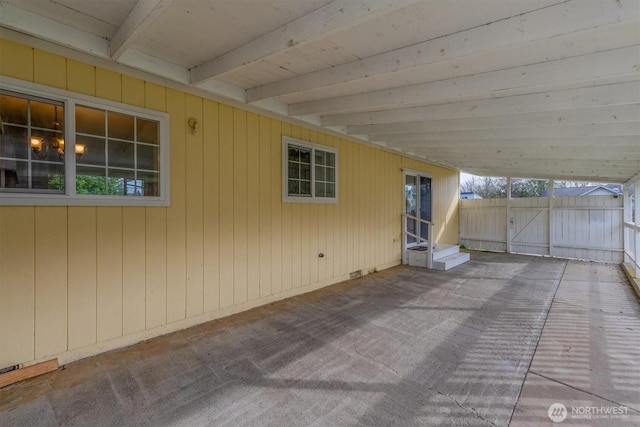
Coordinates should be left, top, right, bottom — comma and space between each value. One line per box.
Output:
0, 39, 459, 368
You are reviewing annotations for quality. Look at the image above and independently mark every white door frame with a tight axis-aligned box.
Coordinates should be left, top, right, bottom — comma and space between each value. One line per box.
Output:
402, 169, 433, 264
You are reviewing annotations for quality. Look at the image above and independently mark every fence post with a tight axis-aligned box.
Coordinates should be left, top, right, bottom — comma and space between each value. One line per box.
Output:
633, 179, 640, 279
624, 185, 631, 264
548, 180, 554, 257
506, 177, 512, 253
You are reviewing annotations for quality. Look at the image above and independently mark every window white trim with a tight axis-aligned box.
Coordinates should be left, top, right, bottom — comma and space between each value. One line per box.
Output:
282, 136, 338, 204
0, 76, 170, 206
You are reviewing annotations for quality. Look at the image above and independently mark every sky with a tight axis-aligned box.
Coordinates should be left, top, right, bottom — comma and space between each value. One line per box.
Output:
460, 172, 473, 184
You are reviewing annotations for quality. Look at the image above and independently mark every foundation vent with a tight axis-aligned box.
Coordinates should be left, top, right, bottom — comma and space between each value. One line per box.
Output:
349, 270, 363, 279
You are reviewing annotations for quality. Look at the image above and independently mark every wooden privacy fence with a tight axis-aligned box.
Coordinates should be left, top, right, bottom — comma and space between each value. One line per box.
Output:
460, 195, 624, 263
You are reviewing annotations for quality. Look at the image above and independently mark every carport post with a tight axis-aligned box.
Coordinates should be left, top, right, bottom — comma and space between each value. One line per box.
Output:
624, 186, 631, 264
548, 180, 554, 257
506, 177, 512, 253
636, 180, 640, 279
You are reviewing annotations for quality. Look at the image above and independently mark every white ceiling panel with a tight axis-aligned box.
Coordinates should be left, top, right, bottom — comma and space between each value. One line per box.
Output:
330, 0, 564, 60
135, 0, 333, 68
2, 0, 638, 183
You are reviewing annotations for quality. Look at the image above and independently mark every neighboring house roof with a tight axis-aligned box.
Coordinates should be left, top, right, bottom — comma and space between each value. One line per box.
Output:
460, 192, 482, 199
540, 184, 622, 197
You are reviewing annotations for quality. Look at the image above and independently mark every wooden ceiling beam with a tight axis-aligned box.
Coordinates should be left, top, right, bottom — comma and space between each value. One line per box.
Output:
450, 165, 632, 183
384, 136, 639, 149
368, 123, 640, 143
110, 0, 173, 60
248, 0, 635, 101
0, 1, 109, 58
322, 82, 640, 126
190, 0, 420, 84
290, 46, 640, 115
346, 104, 640, 135
400, 148, 640, 161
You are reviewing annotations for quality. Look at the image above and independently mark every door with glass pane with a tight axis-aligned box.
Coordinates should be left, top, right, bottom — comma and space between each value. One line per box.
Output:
404, 172, 432, 261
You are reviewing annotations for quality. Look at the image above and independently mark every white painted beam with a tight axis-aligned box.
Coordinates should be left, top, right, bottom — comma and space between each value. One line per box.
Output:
400, 147, 639, 161
385, 136, 640, 150
117, 48, 190, 83
428, 162, 635, 183
290, 46, 640, 116
625, 172, 640, 186
322, 82, 640, 126
248, 0, 638, 101
370, 123, 640, 143
415, 155, 638, 168
116, 49, 247, 102
193, 79, 248, 103
284, 19, 636, 105
190, 0, 420, 83
110, 0, 173, 60
402, 152, 640, 165
347, 104, 640, 135
459, 164, 630, 180
0, 1, 109, 57
426, 159, 640, 174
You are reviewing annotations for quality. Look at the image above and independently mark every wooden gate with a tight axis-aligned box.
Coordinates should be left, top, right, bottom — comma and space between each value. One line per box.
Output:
461, 195, 624, 262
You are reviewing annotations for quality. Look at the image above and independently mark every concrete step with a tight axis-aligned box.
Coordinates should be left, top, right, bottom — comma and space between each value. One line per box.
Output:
432, 244, 460, 261
432, 252, 471, 271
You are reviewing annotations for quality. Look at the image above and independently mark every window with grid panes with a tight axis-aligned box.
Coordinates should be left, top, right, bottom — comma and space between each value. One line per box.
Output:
0, 78, 169, 206
283, 136, 337, 203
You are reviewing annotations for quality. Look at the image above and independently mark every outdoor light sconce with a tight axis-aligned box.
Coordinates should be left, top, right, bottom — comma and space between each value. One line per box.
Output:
188, 117, 200, 135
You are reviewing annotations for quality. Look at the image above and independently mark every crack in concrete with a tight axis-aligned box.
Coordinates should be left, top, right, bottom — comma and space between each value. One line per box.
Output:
528, 371, 640, 413
343, 325, 402, 378
551, 299, 638, 315
507, 262, 567, 426
424, 385, 498, 427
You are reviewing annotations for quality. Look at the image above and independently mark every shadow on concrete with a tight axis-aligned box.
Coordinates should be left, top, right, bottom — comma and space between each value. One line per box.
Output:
1, 252, 570, 426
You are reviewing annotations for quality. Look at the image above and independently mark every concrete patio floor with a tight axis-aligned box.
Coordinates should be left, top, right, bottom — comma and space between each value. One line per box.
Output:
1, 252, 639, 426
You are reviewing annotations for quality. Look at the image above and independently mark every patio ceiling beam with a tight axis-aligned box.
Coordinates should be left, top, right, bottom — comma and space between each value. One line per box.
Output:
248, 0, 635, 101
424, 160, 637, 178
444, 165, 626, 183
0, 1, 109, 58
322, 82, 640, 126
110, 0, 173, 60
368, 123, 640, 143
624, 172, 640, 186
385, 136, 639, 149
426, 158, 640, 170
346, 104, 640, 135
289, 46, 640, 116
190, 0, 420, 84
399, 147, 640, 161
429, 162, 640, 175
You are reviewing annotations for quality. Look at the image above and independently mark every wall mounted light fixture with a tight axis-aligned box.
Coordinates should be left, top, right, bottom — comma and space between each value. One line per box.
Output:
188, 117, 199, 135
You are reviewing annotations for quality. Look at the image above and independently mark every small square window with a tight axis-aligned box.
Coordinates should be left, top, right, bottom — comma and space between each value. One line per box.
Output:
283, 137, 338, 203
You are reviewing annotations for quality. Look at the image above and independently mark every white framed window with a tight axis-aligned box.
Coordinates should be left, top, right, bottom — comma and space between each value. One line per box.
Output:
0, 77, 169, 206
283, 136, 338, 203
